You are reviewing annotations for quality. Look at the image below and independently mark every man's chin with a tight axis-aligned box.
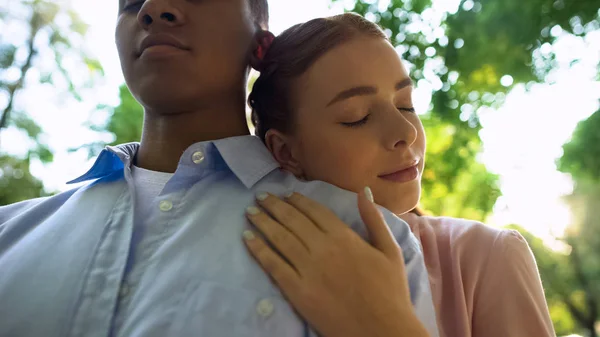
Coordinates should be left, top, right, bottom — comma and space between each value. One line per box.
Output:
132, 84, 204, 113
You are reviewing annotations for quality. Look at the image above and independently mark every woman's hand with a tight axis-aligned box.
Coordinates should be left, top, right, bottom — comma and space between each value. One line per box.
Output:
243, 187, 429, 337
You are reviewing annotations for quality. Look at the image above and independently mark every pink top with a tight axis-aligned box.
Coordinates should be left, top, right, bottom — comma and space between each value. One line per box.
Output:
400, 213, 556, 337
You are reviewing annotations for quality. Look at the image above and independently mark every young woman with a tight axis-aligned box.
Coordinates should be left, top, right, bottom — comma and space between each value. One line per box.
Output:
244, 13, 555, 337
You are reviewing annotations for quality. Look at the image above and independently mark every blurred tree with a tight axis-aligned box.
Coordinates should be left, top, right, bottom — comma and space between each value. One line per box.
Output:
80, 84, 144, 157
557, 108, 600, 336
0, 0, 102, 205
508, 223, 588, 336
508, 108, 600, 336
341, 0, 599, 220
558, 106, 600, 184
0, 155, 46, 205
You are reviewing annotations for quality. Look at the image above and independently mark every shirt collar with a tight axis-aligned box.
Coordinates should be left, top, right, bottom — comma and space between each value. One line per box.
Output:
212, 135, 280, 189
67, 142, 138, 184
68, 136, 280, 189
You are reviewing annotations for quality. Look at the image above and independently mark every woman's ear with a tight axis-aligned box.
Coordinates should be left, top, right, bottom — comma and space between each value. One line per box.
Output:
249, 30, 275, 71
264, 129, 305, 178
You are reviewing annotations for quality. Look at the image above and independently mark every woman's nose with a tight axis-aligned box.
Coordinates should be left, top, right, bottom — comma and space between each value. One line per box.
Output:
384, 107, 418, 150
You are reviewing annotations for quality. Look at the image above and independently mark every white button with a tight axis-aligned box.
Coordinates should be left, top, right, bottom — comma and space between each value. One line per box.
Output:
159, 200, 173, 212
192, 151, 205, 164
256, 299, 274, 317
119, 283, 130, 298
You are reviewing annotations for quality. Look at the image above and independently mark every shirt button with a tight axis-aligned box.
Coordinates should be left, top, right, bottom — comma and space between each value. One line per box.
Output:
256, 299, 274, 318
192, 151, 205, 164
119, 283, 131, 298
159, 200, 173, 212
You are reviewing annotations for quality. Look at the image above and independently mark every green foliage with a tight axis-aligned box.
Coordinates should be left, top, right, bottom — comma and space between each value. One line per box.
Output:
420, 114, 500, 220
82, 85, 143, 158
0, 0, 102, 136
556, 105, 600, 336
517, 103, 600, 336
104, 85, 144, 146
0, 0, 102, 204
0, 45, 17, 69
558, 107, 600, 183
341, 0, 599, 222
0, 155, 47, 205
509, 183, 600, 337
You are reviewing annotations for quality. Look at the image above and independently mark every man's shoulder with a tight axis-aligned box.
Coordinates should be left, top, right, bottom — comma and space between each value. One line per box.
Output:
259, 174, 415, 251
0, 197, 51, 224
0, 173, 127, 229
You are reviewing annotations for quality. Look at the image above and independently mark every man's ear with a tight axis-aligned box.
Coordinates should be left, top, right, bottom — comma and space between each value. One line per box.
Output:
264, 129, 305, 178
249, 30, 275, 71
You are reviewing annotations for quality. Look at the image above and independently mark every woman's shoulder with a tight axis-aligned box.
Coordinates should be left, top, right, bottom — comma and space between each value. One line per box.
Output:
402, 213, 512, 247
400, 213, 531, 274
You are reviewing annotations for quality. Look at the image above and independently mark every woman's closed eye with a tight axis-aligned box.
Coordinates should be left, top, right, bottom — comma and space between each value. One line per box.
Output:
340, 106, 414, 128
341, 114, 371, 128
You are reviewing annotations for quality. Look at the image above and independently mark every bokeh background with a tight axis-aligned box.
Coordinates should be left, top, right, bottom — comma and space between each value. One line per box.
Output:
1, 0, 599, 335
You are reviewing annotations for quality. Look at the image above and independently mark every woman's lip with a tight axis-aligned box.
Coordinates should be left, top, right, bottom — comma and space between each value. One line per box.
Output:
378, 164, 419, 183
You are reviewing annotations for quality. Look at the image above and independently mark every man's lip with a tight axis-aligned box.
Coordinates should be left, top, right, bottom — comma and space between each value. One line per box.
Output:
378, 160, 420, 177
138, 34, 189, 56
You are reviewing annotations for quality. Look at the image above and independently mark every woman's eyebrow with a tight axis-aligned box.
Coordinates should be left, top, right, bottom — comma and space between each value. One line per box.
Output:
326, 78, 414, 108
326, 86, 377, 107
395, 78, 413, 91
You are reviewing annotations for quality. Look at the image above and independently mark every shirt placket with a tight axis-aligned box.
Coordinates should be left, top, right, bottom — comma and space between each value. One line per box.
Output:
67, 188, 136, 337
111, 145, 212, 336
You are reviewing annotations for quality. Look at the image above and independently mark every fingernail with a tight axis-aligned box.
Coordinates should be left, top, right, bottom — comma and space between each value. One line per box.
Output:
256, 192, 269, 201
364, 186, 374, 203
283, 191, 294, 198
246, 206, 261, 215
243, 230, 256, 240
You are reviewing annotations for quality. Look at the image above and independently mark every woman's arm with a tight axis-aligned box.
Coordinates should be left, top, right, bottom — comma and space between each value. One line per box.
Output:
472, 230, 555, 337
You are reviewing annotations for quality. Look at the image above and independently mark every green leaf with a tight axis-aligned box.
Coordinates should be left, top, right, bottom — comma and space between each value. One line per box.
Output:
39, 72, 53, 84
84, 56, 105, 76
0, 44, 17, 69
11, 113, 43, 140
30, 144, 53, 163
67, 9, 89, 36
558, 107, 600, 183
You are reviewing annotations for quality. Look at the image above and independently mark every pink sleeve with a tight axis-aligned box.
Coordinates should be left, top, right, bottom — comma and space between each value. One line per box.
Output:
472, 230, 555, 337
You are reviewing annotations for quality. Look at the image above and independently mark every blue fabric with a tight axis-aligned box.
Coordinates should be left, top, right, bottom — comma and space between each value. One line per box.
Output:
0, 135, 438, 337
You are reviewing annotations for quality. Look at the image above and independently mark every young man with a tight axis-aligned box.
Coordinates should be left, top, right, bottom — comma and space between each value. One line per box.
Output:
0, 1, 437, 336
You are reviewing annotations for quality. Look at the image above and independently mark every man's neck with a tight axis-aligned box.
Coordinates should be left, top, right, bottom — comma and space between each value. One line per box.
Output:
136, 100, 250, 173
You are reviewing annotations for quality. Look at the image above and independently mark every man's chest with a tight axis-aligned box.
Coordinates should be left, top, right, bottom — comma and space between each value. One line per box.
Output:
0, 178, 315, 337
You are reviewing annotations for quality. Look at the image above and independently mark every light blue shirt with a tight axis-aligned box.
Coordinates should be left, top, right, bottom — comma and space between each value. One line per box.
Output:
0, 135, 438, 337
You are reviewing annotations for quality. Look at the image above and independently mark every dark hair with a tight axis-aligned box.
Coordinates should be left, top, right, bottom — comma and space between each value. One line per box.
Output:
248, 13, 387, 141
249, 0, 269, 29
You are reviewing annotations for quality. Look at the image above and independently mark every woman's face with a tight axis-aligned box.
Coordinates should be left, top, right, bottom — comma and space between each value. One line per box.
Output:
286, 36, 426, 214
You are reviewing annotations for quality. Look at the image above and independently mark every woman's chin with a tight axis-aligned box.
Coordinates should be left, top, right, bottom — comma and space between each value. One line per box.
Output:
376, 182, 421, 215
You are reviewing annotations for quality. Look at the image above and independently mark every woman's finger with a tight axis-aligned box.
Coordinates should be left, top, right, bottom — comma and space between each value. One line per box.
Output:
243, 229, 302, 290
246, 206, 311, 269
357, 187, 402, 259
255, 192, 323, 244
